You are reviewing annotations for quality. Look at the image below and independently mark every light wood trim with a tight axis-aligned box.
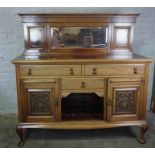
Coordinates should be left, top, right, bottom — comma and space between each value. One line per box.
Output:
12, 56, 152, 64
18, 120, 147, 130
142, 64, 149, 119
110, 114, 139, 121
27, 116, 55, 122
61, 91, 104, 98
15, 65, 24, 122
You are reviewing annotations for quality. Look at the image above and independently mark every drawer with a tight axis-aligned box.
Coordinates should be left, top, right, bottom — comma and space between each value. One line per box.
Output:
62, 78, 105, 90
84, 64, 144, 76
20, 65, 81, 76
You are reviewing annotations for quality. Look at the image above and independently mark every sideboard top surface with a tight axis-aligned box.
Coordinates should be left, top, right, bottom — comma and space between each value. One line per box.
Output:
12, 52, 152, 64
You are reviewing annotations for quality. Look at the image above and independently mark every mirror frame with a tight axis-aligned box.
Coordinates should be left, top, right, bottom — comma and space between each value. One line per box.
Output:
19, 14, 139, 54
50, 26, 108, 49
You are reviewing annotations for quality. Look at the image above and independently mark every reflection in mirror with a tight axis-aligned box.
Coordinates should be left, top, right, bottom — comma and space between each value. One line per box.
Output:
116, 29, 128, 46
30, 28, 43, 48
51, 27, 108, 48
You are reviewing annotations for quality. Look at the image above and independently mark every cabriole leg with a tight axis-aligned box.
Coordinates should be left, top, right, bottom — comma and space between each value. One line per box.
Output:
16, 126, 25, 147
139, 124, 148, 144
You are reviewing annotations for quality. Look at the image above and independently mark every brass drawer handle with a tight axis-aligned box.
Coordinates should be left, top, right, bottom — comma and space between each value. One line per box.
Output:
133, 68, 137, 74
92, 68, 97, 75
28, 69, 32, 75
81, 82, 85, 88
70, 68, 74, 75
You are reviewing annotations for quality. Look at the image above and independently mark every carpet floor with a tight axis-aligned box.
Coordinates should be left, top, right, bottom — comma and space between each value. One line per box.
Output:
0, 112, 155, 148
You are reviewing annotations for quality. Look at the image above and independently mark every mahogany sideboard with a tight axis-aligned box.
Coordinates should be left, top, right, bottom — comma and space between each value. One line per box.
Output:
12, 14, 152, 146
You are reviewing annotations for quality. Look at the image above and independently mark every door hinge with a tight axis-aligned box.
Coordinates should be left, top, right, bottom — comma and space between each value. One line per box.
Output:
54, 98, 59, 106
108, 97, 112, 106
142, 78, 145, 85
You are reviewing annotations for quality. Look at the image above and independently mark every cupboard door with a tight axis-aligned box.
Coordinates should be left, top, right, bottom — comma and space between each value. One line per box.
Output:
107, 77, 143, 121
21, 79, 60, 122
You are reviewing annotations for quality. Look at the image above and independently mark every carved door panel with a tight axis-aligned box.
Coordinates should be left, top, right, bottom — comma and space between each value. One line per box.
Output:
21, 79, 60, 122
107, 77, 144, 121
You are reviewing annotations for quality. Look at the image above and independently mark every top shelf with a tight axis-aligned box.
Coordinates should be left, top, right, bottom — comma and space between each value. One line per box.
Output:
19, 13, 140, 54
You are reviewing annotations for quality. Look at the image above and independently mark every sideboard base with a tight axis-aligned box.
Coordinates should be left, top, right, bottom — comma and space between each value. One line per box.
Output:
16, 120, 148, 146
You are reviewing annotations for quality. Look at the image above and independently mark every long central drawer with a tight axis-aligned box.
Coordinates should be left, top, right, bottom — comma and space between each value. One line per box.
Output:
20, 65, 81, 76
62, 78, 105, 90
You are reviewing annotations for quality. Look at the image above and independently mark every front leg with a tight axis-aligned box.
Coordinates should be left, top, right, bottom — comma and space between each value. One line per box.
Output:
16, 126, 25, 147
139, 124, 148, 144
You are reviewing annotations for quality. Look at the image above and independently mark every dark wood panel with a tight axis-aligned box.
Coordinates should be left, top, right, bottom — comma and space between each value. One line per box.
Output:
19, 14, 139, 23
19, 14, 138, 54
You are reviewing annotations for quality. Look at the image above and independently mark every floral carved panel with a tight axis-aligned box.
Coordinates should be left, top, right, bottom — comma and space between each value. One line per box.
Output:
29, 91, 51, 115
114, 89, 136, 114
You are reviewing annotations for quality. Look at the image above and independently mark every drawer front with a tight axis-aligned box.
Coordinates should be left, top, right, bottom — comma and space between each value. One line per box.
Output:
20, 65, 81, 76
62, 78, 105, 90
84, 64, 144, 76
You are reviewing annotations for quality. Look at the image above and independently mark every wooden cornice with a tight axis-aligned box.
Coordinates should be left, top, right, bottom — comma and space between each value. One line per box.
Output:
18, 13, 139, 23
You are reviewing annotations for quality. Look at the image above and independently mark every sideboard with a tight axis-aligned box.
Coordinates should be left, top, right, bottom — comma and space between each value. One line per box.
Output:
12, 14, 152, 146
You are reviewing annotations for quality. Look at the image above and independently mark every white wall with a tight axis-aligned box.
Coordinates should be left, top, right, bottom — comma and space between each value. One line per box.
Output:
0, 7, 155, 113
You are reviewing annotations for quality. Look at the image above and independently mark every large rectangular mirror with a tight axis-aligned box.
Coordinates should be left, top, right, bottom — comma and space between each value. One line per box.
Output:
51, 27, 108, 49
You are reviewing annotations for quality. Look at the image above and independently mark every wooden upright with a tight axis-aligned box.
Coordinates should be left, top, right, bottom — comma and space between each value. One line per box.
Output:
12, 14, 152, 146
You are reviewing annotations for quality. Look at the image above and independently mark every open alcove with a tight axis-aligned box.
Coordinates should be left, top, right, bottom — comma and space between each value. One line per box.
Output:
61, 93, 104, 121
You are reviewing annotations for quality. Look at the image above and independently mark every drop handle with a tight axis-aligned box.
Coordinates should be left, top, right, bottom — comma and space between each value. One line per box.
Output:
28, 69, 32, 75
80, 82, 85, 88
133, 68, 137, 74
70, 68, 74, 75
92, 68, 97, 75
